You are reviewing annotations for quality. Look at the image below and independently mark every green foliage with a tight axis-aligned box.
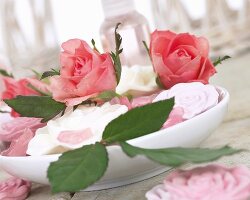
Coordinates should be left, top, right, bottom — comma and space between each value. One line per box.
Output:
121, 142, 242, 167
91, 39, 100, 53
94, 90, 121, 101
41, 69, 60, 80
102, 98, 174, 144
4, 96, 66, 122
213, 55, 231, 66
48, 143, 108, 192
0, 69, 13, 78
110, 23, 123, 84
142, 40, 151, 61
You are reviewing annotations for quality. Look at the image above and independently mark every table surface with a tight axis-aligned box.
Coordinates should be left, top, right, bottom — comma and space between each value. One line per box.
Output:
1, 53, 250, 200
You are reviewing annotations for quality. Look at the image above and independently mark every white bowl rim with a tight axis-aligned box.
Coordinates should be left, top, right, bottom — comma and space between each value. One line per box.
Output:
0, 86, 229, 160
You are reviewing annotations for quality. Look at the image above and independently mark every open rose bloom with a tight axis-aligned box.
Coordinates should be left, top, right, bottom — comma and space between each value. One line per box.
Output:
146, 165, 250, 200
0, 177, 31, 200
50, 39, 117, 106
150, 30, 216, 89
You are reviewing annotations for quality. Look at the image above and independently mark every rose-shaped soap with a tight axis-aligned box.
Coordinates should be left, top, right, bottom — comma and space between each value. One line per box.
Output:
1, 128, 35, 156
27, 103, 128, 155
0, 117, 45, 142
154, 82, 219, 119
162, 107, 184, 129
50, 39, 117, 106
146, 165, 250, 200
0, 177, 31, 200
150, 30, 216, 89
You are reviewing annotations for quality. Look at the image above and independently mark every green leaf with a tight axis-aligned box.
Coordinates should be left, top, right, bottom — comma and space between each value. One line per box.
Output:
94, 90, 121, 101
213, 55, 231, 66
110, 23, 123, 84
41, 69, 60, 80
120, 142, 242, 167
102, 98, 174, 144
91, 39, 100, 53
48, 142, 108, 193
4, 96, 66, 122
0, 69, 14, 78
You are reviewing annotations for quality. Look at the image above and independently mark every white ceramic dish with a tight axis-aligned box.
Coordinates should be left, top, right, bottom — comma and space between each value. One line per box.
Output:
0, 87, 229, 191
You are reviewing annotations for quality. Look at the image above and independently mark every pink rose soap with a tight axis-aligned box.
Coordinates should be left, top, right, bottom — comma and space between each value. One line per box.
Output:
0, 177, 31, 200
146, 165, 250, 200
154, 82, 219, 120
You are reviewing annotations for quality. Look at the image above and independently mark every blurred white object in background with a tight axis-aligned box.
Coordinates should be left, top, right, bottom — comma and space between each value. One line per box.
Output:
0, 0, 59, 77
100, 0, 151, 66
0, 0, 249, 74
0, 54, 11, 101
150, 0, 250, 58
150, 0, 194, 32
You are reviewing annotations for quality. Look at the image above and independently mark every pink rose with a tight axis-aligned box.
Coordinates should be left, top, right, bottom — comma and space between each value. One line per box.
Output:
2, 77, 40, 117
50, 39, 117, 106
1, 128, 35, 156
153, 82, 219, 119
0, 177, 31, 200
150, 30, 216, 89
0, 117, 45, 142
146, 165, 250, 200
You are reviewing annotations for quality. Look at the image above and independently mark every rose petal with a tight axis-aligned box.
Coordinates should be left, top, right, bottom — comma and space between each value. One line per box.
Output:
162, 107, 184, 128
196, 36, 210, 57
0, 117, 45, 142
1, 128, 34, 157
0, 117, 44, 141
57, 128, 93, 145
0, 177, 31, 200
110, 97, 132, 110
131, 94, 158, 108
197, 58, 217, 83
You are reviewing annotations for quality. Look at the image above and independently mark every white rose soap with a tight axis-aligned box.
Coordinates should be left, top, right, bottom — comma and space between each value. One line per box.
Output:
154, 82, 219, 120
27, 103, 128, 156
